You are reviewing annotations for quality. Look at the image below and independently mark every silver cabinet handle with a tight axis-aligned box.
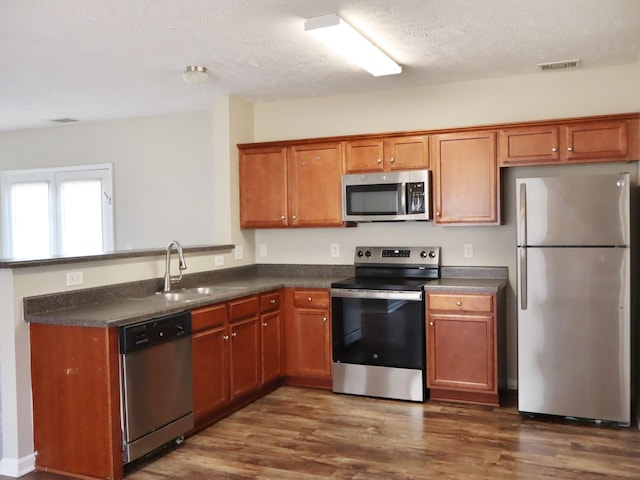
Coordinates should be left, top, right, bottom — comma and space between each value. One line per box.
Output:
389, 157, 395, 163
307, 297, 312, 302
377, 158, 382, 163
292, 215, 297, 220
223, 335, 229, 341
322, 317, 327, 322
270, 299, 276, 304
280, 215, 285, 220
551, 147, 558, 152
262, 322, 268, 327
567, 146, 573, 151
456, 301, 462, 307
231, 331, 237, 337
429, 321, 434, 326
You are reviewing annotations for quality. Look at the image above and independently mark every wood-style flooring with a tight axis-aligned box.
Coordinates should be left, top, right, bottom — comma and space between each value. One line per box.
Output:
5, 386, 640, 479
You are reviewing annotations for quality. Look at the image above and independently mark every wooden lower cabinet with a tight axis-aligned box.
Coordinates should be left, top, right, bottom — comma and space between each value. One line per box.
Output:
426, 290, 505, 406
284, 288, 332, 387
30, 323, 123, 480
260, 290, 283, 384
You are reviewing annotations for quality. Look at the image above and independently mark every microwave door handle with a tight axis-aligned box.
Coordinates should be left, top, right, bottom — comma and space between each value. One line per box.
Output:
400, 183, 407, 214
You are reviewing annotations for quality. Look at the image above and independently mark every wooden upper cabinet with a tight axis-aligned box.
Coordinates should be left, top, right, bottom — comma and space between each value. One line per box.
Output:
499, 125, 561, 166
288, 142, 344, 227
499, 117, 638, 166
344, 135, 429, 173
239, 146, 288, 228
432, 130, 499, 225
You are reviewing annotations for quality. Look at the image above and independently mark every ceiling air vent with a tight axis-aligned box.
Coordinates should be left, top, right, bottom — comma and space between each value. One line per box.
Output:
537, 59, 581, 71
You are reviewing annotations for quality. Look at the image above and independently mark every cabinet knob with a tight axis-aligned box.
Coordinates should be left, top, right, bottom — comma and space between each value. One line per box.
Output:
456, 301, 462, 307
231, 331, 237, 337
323, 317, 327, 322
436, 211, 441, 217
223, 335, 229, 341
292, 215, 297, 220
308, 297, 312, 302
567, 146, 573, 151
263, 322, 268, 327
389, 157, 395, 163
429, 321, 434, 326
270, 299, 276, 304
377, 158, 382, 164
551, 147, 558, 152
280, 215, 286, 220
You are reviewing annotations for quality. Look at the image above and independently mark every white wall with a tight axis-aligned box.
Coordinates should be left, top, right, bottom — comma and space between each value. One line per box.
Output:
250, 62, 640, 390
0, 111, 218, 252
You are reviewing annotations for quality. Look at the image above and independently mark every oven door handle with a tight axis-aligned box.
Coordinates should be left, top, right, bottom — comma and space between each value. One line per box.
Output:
330, 288, 423, 301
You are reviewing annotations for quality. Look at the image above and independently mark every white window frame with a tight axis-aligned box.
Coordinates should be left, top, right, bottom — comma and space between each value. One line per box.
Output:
0, 164, 114, 258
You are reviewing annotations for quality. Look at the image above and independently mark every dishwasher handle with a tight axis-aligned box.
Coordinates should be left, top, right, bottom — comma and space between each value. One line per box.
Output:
119, 311, 192, 354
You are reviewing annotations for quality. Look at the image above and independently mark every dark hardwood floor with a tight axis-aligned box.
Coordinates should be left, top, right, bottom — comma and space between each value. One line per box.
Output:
5, 386, 640, 479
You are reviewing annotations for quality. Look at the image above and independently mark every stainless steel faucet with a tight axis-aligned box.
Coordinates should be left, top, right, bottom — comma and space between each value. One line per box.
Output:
163, 241, 187, 292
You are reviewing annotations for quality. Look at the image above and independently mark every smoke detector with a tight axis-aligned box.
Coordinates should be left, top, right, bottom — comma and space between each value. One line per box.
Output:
537, 59, 581, 71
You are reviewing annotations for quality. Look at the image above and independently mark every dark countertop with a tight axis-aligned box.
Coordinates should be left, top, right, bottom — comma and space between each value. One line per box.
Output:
24, 265, 508, 328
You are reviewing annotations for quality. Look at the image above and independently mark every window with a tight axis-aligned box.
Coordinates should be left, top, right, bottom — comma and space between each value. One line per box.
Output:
1, 164, 114, 258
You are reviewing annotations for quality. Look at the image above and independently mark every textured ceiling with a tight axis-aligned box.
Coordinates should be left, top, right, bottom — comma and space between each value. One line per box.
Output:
1, 0, 639, 132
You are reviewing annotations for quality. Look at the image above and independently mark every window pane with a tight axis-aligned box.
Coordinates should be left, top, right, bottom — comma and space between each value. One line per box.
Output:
11, 182, 50, 258
60, 180, 103, 255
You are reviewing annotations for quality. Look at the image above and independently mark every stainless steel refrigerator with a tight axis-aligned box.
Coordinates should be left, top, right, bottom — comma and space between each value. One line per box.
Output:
516, 172, 631, 425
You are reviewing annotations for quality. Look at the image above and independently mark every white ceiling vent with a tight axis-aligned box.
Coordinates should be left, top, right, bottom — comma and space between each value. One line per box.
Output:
537, 59, 581, 71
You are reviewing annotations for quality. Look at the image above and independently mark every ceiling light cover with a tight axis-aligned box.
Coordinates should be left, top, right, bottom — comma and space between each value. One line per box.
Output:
182, 65, 208, 84
304, 14, 401, 77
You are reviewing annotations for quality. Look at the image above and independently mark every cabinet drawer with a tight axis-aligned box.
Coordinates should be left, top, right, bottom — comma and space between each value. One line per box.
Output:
191, 304, 227, 332
293, 289, 330, 309
427, 293, 493, 313
229, 296, 259, 322
260, 291, 281, 313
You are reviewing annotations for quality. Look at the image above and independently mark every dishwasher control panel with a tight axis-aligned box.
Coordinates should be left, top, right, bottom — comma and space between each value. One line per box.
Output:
119, 311, 192, 354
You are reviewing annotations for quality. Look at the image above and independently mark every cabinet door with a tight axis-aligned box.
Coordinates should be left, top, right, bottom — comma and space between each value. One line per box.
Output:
383, 135, 429, 170
432, 131, 499, 224
499, 126, 561, 166
191, 324, 229, 425
229, 316, 261, 399
564, 120, 629, 162
344, 138, 385, 173
294, 310, 331, 378
288, 142, 344, 227
261, 309, 282, 384
427, 313, 495, 392
239, 146, 288, 228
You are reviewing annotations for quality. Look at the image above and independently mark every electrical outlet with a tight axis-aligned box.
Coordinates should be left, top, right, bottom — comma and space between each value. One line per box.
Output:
214, 256, 224, 266
330, 243, 340, 257
234, 245, 243, 260
259, 244, 267, 257
66, 271, 84, 286
463, 244, 474, 259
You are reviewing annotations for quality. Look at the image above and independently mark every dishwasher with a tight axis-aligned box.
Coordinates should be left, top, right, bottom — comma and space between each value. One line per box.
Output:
119, 311, 194, 464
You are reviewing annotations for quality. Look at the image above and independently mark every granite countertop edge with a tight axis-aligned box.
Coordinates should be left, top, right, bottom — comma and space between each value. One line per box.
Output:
25, 265, 508, 328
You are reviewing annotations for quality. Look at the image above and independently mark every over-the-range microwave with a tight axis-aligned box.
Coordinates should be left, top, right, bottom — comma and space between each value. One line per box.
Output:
342, 170, 432, 222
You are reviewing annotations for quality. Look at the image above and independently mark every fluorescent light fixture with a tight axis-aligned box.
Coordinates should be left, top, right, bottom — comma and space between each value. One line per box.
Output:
304, 14, 401, 77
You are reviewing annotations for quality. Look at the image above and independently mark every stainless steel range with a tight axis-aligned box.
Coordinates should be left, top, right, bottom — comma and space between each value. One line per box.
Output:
331, 246, 440, 402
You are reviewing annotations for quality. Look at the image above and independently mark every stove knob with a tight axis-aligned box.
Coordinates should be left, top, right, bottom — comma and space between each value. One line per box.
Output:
365, 250, 372, 258
420, 251, 428, 258
428, 250, 437, 258
357, 250, 364, 257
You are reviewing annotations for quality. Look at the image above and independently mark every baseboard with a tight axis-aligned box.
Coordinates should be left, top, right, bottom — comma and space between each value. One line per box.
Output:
0, 453, 36, 478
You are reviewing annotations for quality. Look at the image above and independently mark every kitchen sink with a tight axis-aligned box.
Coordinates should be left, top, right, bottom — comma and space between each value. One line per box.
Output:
148, 285, 249, 302
151, 291, 208, 302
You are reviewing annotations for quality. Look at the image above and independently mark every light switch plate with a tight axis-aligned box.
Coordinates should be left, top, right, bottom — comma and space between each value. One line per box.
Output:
259, 244, 267, 257
330, 243, 340, 257
214, 256, 224, 266
234, 245, 243, 260
463, 244, 474, 259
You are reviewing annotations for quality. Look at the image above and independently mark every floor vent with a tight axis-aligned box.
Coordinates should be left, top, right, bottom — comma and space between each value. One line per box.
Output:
537, 59, 581, 71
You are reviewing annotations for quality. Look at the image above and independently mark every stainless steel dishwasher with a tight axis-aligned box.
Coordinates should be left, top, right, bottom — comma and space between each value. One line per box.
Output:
119, 311, 193, 464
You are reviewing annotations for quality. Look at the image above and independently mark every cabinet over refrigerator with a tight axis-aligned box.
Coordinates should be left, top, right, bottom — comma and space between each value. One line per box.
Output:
516, 172, 631, 425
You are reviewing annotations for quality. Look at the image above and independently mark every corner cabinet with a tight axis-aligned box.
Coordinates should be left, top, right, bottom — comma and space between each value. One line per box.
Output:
432, 130, 500, 225
499, 116, 640, 166
283, 288, 332, 388
344, 134, 429, 173
425, 290, 505, 406
239, 142, 344, 228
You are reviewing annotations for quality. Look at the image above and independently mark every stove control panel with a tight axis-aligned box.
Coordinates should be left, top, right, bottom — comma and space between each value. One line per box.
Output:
354, 246, 440, 266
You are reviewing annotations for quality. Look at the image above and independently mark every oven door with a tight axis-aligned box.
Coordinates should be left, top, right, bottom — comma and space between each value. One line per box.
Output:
331, 288, 425, 370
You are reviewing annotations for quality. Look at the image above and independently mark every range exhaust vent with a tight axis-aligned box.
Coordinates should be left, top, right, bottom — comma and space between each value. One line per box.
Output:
537, 59, 581, 71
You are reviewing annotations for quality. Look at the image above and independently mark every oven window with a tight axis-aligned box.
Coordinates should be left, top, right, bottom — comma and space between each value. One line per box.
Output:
332, 296, 425, 370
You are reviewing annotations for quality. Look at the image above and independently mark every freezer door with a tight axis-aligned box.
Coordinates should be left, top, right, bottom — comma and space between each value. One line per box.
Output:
516, 173, 629, 247
517, 246, 630, 424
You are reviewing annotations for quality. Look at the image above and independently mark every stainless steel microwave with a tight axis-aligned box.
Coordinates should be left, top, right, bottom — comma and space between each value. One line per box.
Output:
342, 170, 431, 222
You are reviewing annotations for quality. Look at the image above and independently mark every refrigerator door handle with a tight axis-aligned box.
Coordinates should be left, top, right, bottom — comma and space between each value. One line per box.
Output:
520, 247, 527, 310
519, 182, 527, 246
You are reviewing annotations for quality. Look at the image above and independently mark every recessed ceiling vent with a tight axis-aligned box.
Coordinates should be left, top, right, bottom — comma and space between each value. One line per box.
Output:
537, 59, 581, 71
